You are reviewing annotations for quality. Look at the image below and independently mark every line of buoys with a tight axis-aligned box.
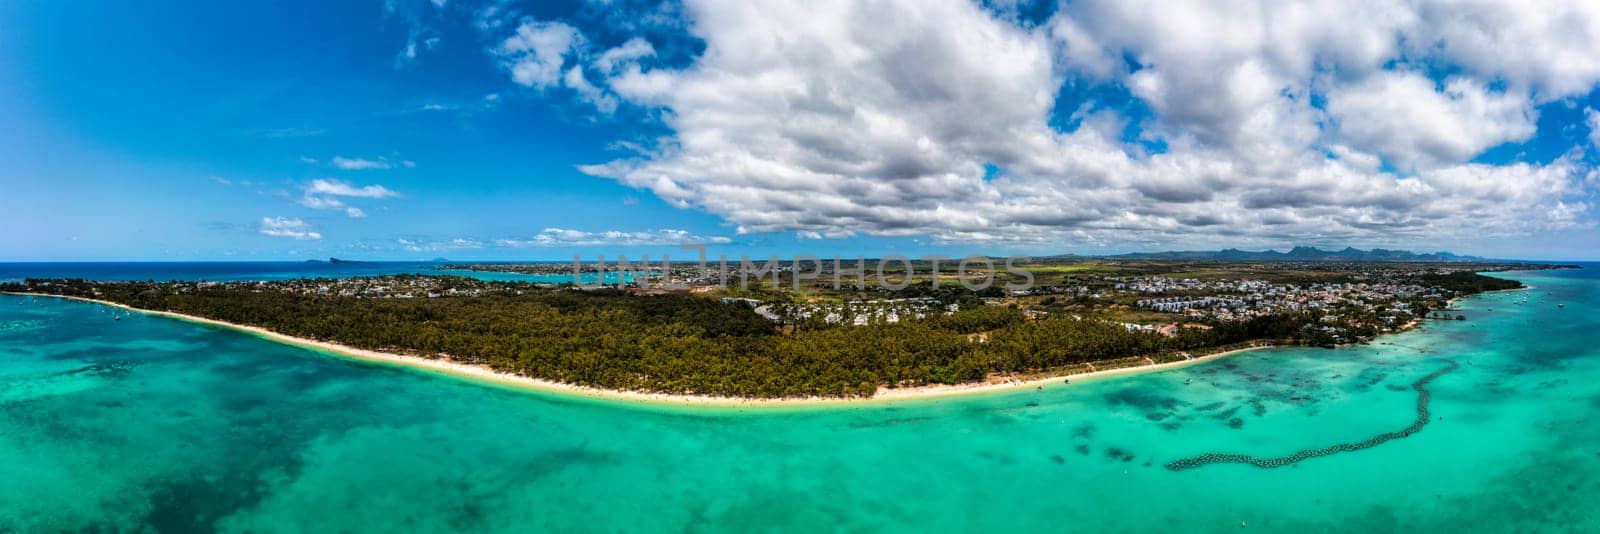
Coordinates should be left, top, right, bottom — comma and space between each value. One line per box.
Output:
1166, 360, 1459, 471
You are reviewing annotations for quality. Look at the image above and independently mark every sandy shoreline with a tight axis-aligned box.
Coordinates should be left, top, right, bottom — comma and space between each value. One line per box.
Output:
7, 291, 1286, 409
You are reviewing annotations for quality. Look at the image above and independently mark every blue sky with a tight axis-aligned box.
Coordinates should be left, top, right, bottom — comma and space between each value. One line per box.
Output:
3, 0, 1600, 261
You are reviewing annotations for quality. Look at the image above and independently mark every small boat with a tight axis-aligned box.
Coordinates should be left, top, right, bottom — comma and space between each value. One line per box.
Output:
1183, 378, 1193, 385
114, 316, 122, 321
1558, 303, 1565, 308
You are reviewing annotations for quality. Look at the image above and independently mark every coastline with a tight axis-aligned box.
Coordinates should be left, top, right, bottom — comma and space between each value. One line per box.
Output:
5, 292, 1308, 409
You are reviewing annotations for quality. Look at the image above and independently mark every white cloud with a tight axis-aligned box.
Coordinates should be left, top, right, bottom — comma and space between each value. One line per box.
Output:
605, 65, 674, 106
259, 217, 322, 240
306, 179, 400, 199
496, 0, 1597, 246
300, 195, 345, 210
331, 156, 394, 170
496, 20, 581, 88
1327, 72, 1537, 170
564, 66, 618, 113
299, 179, 399, 218
1410, 1, 1600, 99
496, 228, 733, 247
594, 37, 655, 73
472, 0, 518, 33
1588, 107, 1600, 150
492, 24, 663, 114
1043, 0, 1600, 169
398, 237, 484, 252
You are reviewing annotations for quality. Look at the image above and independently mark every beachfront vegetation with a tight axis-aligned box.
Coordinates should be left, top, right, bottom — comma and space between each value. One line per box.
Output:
1417, 271, 1524, 293
7, 278, 1355, 398
2, 266, 1532, 398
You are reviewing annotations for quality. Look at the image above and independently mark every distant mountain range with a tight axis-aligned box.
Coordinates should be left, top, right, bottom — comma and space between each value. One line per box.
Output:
1077, 246, 1487, 262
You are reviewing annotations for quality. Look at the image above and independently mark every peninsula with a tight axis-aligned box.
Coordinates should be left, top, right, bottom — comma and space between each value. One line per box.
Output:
2, 258, 1552, 400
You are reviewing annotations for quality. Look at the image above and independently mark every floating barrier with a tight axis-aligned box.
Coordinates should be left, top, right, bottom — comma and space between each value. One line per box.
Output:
1166, 360, 1459, 471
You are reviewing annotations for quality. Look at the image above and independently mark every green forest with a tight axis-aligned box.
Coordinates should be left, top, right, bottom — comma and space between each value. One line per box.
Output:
1417, 271, 1524, 293
2, 275, 1512, 398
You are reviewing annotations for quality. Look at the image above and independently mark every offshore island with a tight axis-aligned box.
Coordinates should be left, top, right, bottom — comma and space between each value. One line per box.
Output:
2, 248, 1569, 403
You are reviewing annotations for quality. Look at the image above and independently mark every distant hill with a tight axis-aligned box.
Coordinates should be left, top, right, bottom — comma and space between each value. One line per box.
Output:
1094, 246, 1485, 262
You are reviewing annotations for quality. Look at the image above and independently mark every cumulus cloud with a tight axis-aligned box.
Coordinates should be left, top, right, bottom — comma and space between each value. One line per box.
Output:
496, 20, 582, 88
306, 179, 400, 199
1327, 73, 1537, 170
300, 179, 400, 218
496, 228, 733, 247
492, 0, 1599, 246
1410, 1, 1600, 99
493, 19, 669, 114
259, 217, 322, 240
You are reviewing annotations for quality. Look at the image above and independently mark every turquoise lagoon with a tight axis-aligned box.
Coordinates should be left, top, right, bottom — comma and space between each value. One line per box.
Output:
2, 268, 1598, 532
